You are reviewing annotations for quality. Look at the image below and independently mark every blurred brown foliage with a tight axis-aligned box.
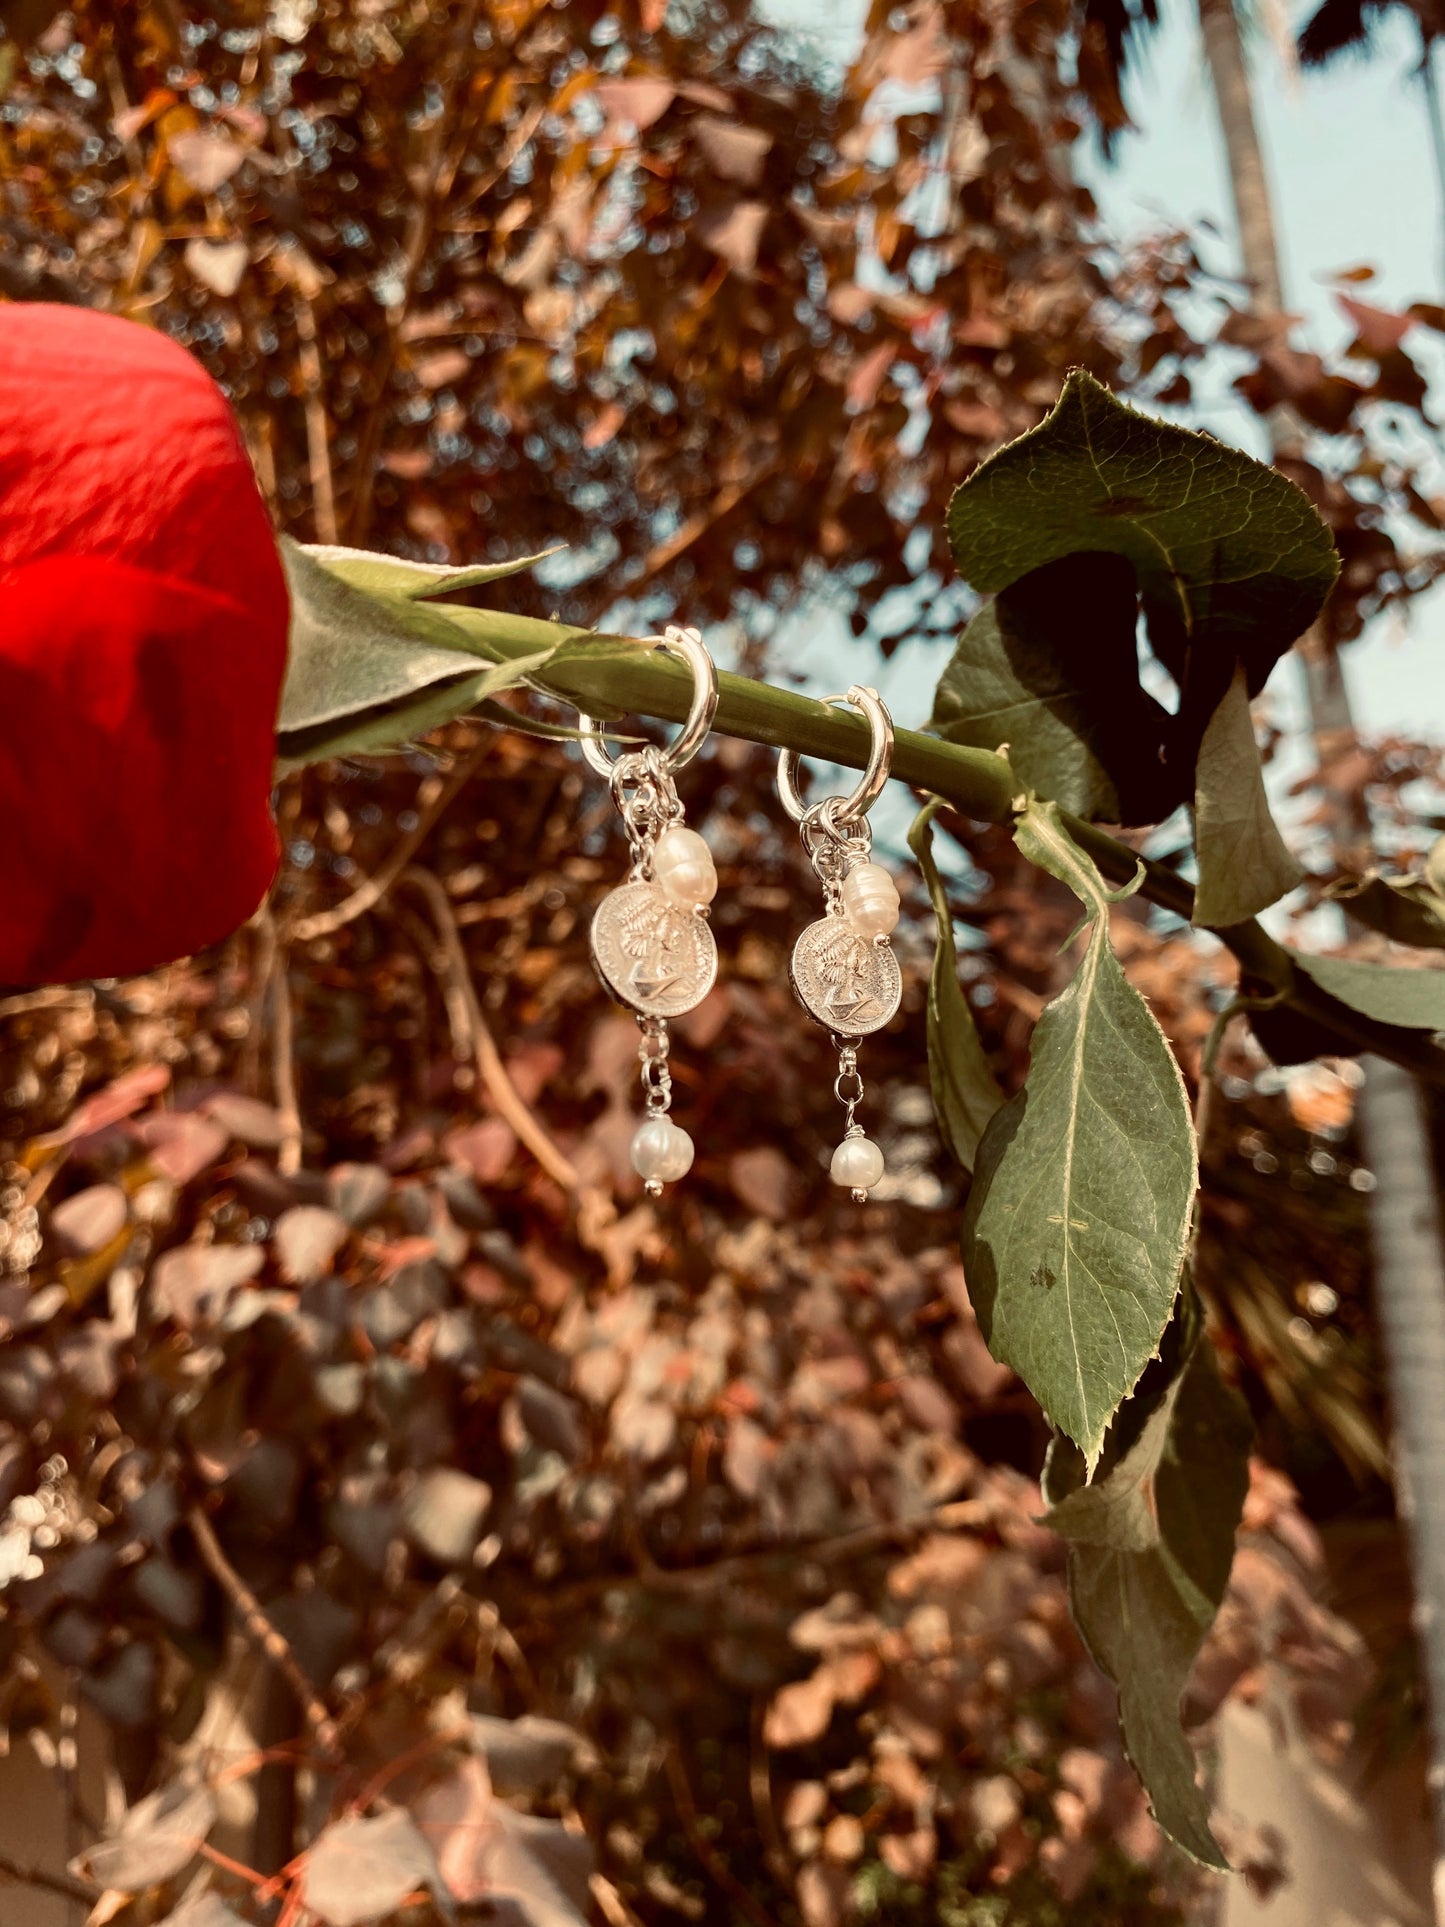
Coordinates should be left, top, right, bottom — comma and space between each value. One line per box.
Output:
2, 0, 1443, 1921
6, 0, 1441, 641
0, 728, 1388, 1926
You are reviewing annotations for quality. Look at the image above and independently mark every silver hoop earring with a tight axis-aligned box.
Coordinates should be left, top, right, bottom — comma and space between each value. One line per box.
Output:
580, 625, 720, 1195
778, 685, 901, 1202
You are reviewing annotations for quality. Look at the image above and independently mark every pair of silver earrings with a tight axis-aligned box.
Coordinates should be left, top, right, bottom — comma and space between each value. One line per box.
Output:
579, 627, 901, 1202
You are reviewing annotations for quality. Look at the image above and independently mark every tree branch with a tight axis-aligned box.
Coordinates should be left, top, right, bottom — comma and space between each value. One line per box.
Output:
402, 864, 582, 1193
0, 1852, 96, 1907
443, 606, 1445, 1086
188, 1503, 341, 1759
291, 740, 486, 942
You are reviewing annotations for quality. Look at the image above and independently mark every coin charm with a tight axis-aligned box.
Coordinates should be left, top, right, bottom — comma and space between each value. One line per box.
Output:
592, 880, 717, 1020
775, 686, 901, 1202
576, 625, 721, 1196
790, 914, 902, 1037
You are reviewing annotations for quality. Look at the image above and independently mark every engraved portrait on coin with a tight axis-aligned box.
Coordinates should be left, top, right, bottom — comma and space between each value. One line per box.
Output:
591, 880, 717, 1020
790, 915, 901, 1037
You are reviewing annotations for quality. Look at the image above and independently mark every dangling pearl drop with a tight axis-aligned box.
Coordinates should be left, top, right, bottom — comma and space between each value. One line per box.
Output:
653, 825, 717, 908
842, 861, 900, 940
830, 1131, 885, 1202
631, 1115, 695, 1194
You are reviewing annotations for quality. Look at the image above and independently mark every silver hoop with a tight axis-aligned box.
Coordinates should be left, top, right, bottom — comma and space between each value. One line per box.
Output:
579, 625, 718, 778
777, 685, 894, 826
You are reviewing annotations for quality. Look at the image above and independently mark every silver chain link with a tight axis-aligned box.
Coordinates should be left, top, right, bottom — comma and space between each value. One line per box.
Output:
637, 1015, 673, 1116
832, 1038, 865, 1135
800, 794, 873, 914
610, 743, 686, 882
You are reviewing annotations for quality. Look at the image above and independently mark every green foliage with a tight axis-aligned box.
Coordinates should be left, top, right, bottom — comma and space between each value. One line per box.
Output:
907, 798, 1005, 1173
929, 553, 1176, 824
277, 543, 557, 764
1043, 1304, 1253, 1867
962, 802, 1197, 1468
945, 370, 1338, 703
303, 545, 560, 601
1192, 666, 1304, 927
1291, 949, 1445, 1030
1326, 869, 1445, 949
941, 369, 1337, 917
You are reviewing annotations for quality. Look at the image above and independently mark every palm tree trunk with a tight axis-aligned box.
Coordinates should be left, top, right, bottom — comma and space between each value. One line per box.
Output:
1418, 20, 1445, 295
1199, 2, 1445, 1913
1196, 0, 1285, 312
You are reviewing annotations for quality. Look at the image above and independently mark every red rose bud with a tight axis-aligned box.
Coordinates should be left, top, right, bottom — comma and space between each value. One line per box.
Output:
0, 304, 288, 986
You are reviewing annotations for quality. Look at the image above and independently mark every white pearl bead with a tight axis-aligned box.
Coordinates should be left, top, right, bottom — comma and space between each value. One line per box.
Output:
630, 1116, 695, 1185
842, 862, 899, 939
830, 1135, 885, 1192
654, 826, 717, 907
658, 860, 716, 908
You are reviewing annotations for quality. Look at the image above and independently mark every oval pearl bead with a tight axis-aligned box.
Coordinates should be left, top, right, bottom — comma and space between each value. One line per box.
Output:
630, 1116, 695, 1185
842, 862, 900, 939
830, 1135, 885, 1192
654, 826, 717, 907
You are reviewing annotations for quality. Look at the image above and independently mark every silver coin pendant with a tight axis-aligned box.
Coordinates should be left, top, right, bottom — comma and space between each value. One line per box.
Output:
591, 880, 717, 1019
790, 914, 901, 1037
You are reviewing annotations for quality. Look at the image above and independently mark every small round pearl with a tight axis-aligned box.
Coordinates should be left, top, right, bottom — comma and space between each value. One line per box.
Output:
830, 1134, 885, 1193
842, 862, 899, 939
630, 1116, 695, 1185
654, 826, 717, 907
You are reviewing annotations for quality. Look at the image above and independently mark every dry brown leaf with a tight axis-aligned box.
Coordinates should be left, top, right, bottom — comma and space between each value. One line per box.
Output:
167, 129, 246, 193
183, 237, 247, 296
693, 201, 768, 276
273, 1204, 349, 1283
692, 116, 772, 187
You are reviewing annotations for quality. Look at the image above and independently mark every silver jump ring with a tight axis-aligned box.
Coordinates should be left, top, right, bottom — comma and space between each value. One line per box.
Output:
579, 624, 719, 779
777, 685, 894, 825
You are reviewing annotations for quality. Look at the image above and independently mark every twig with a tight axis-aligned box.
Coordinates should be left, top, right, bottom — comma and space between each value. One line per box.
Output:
0, 1853, 97, 1907
241, 908, 278, 1092
199, 1841, 270, 1887
293, 293, 337, 544
750, 1697, 794, 1892
591, 1872, 648, 1926
401, 866, 590, 1201
633, 460, 780, 588
0, 986, 91, 1020
662, 1733, 787, 1927
268, 939, 303, 1177
291, 743, 486, 942
187, 1504, 341, 1758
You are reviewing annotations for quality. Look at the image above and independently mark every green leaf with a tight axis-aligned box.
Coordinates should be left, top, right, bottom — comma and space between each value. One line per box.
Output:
279, 539, 504, 738
1290, 951, 1445, 1032
277, 651, 556, 769
929, 554, 1180, 825
1043, 1312, 1252, 1867
962, 800, 1197, 1466
1325, 871, 1445, 950
301, 543, 560, 600
471, 700, 639, 745
1192, 666, 1303, 927
446, 607, 643, 687
945, 370, 1338, 706
907, 799, 1005, 1173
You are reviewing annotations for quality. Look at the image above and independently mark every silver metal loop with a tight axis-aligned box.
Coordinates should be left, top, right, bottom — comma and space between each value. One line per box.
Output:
579, 624, 719, 779
777, 685, 894, 826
